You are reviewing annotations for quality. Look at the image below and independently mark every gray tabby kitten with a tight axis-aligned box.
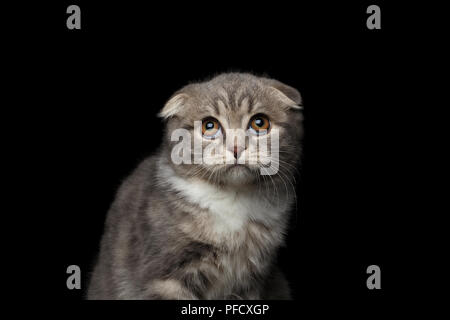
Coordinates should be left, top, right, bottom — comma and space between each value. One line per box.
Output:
87, 73, 303, 300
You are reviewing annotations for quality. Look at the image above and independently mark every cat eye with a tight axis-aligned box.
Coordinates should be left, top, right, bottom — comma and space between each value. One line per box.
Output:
201, 117, 222, 139
248, 114, 270, 135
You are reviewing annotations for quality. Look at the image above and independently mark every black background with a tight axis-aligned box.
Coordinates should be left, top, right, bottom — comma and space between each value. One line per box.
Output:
8, 0, 436, 317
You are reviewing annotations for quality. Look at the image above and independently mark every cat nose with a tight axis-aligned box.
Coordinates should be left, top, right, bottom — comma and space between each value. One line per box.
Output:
230, 145, 243, 159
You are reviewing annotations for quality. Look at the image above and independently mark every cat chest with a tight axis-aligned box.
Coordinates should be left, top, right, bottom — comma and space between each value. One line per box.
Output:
178, 191, 281, 248
167, 172, 284, 225
172, 178, 285, 251
201, 240, 270, 299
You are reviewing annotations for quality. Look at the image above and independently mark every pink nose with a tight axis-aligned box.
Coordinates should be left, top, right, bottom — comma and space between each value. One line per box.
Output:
229, 145, 243, 159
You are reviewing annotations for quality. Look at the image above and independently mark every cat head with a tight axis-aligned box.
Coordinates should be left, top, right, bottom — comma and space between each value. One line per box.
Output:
159, 73, 303, 187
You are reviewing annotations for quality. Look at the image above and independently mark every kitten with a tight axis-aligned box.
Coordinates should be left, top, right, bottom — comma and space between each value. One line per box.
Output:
87, 73, 303, 299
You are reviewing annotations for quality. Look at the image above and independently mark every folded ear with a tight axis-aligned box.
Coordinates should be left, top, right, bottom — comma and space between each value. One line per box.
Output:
264, 79, 303, 110
158, 93, 189, 119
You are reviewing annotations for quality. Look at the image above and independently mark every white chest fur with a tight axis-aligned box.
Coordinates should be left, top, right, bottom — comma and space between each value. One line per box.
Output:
159, 163, 288, 242
157, 163, 288, 298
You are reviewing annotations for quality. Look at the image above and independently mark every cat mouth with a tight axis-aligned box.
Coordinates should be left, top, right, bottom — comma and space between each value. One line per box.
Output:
225, 163, 250, 172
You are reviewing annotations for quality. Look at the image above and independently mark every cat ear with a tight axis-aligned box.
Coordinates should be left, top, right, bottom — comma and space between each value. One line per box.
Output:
264, 79, 303, 110
158, 93, 189, 119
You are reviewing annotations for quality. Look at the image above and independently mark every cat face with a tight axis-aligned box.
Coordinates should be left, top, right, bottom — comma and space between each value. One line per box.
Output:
160, 73, 303, 187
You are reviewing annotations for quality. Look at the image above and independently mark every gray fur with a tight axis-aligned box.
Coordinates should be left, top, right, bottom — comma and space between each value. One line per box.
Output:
87, 73, 303, 300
